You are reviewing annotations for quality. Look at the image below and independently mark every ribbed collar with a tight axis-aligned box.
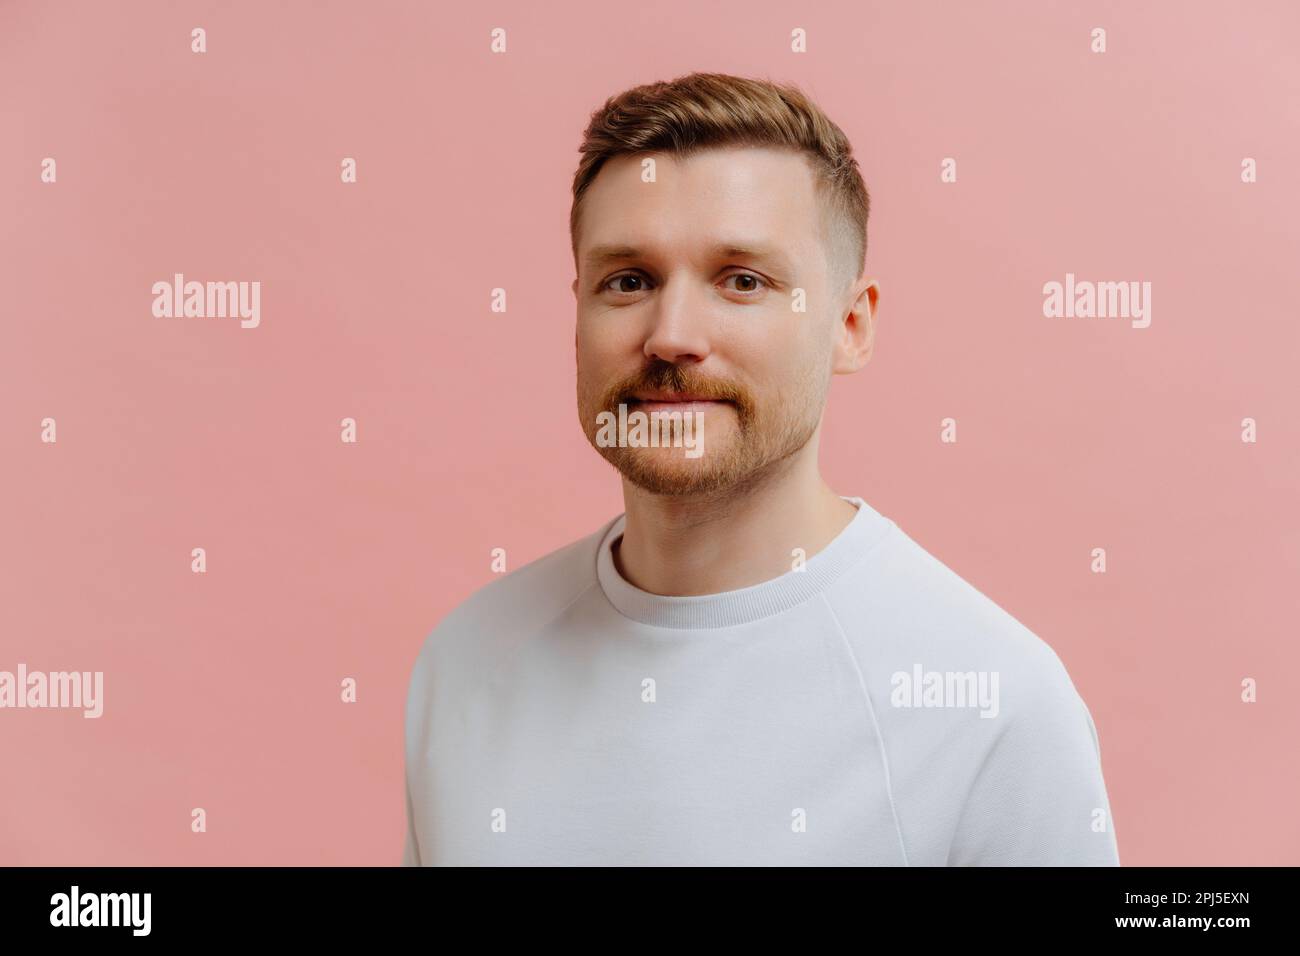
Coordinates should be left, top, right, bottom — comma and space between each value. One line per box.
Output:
595, 496, 895, 629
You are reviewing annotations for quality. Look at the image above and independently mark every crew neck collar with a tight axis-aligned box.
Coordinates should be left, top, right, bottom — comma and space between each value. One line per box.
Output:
595, 496, 895, 629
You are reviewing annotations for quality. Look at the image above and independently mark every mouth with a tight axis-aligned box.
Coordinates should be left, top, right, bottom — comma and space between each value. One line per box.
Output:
625, 393, 732, 413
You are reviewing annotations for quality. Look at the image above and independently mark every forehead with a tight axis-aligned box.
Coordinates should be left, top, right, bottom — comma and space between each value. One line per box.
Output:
576, 145, 825, 264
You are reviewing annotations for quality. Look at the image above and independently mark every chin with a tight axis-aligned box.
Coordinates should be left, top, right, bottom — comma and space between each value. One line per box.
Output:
617, 457, 742, 497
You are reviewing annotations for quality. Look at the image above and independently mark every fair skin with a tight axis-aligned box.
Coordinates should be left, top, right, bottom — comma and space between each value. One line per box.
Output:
572, 145, 880, 596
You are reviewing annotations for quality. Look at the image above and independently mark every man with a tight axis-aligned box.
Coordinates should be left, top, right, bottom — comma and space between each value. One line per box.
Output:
402, 72, 1120, 866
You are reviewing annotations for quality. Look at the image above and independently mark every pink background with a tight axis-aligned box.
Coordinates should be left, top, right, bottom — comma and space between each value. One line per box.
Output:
2, 0, 1297, 865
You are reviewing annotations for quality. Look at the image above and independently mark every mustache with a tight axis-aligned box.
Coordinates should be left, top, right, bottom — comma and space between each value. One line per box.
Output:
600, 361, 752, 410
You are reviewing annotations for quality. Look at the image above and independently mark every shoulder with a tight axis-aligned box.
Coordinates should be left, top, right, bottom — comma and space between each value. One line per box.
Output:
832, 524, 1116, 862
829, 522, 1085, 715
405, 516, 614, 699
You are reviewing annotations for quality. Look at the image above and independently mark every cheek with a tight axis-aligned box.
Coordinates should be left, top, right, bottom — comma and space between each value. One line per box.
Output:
576, 310, 628, 356
577, 312, 647, 387
574, 324, 621, 399
738, 326, 824, 391
574, 320, 603, 369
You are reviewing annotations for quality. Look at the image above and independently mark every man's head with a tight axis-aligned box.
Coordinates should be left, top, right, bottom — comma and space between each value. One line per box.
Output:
571, 72, 878, 499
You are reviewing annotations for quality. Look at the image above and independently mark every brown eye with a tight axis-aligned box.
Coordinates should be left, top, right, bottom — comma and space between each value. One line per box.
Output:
725, 273, 766, 293
604, 273, 651, 294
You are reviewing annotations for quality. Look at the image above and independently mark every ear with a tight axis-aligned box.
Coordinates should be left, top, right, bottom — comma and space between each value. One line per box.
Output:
831, 278, 880, 374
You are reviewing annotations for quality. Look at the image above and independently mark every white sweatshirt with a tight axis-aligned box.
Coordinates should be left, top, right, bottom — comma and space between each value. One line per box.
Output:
403, 497, 1120, 866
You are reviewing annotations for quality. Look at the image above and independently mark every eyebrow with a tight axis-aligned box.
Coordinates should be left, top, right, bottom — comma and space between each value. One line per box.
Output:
583, 242, 793, 273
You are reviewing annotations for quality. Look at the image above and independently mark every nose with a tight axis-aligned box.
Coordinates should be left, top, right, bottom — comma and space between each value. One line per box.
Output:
642, 276, 713, 366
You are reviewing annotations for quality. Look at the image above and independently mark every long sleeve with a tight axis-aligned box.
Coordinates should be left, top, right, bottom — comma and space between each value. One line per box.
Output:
947, 688, 1120, 866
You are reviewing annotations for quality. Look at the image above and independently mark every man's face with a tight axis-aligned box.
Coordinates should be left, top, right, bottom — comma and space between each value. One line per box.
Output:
573, 145, 849, 498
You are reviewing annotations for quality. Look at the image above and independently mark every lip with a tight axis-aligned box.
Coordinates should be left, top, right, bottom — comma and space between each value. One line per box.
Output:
628, 392, 728, 403
629, 399, 727, 414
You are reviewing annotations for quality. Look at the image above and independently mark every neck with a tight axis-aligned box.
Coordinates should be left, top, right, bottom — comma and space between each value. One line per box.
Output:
613, 443, 858, 596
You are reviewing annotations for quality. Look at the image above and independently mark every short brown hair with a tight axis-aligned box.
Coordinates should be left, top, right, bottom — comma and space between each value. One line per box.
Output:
570, 71, 870, 292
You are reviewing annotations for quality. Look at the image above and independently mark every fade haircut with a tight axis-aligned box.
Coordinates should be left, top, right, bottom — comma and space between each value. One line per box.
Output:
570, 71, 870, 295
